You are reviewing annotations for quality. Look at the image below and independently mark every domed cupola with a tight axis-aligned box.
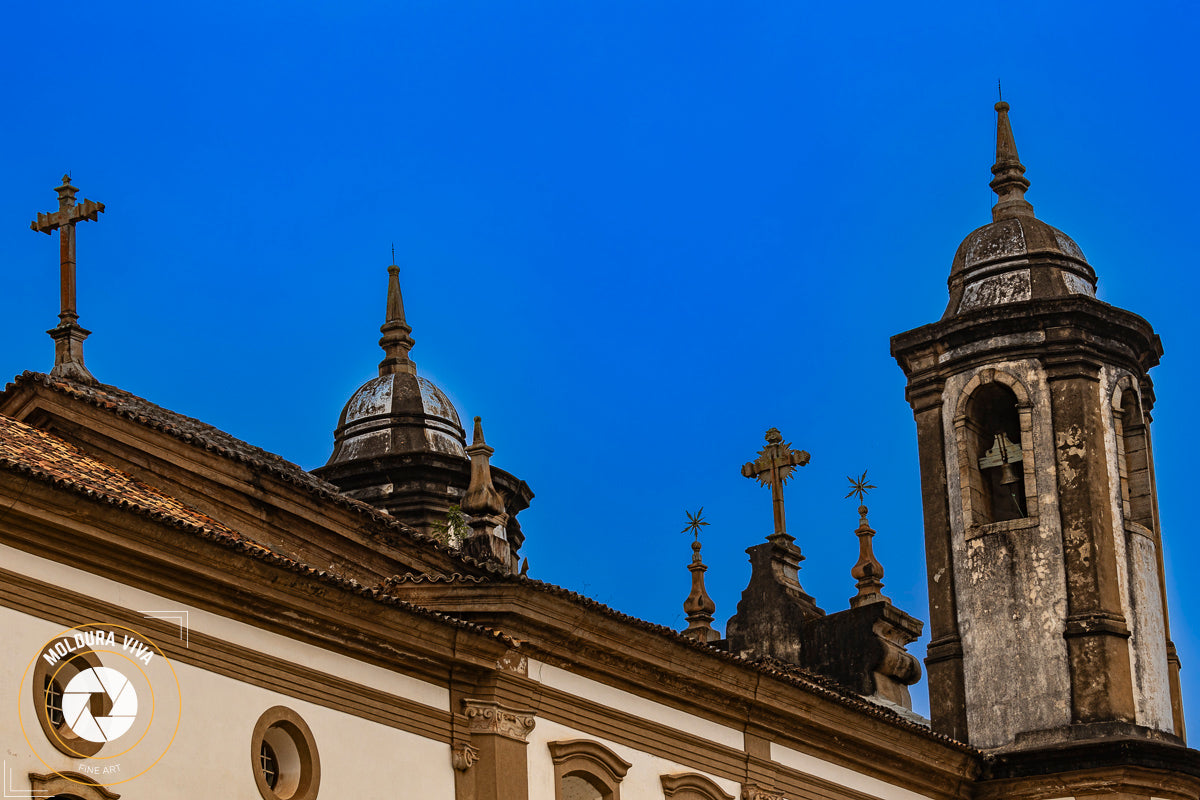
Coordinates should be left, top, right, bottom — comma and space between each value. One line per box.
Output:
313, 262, 534, 555
943, 101, 1098, 320
326, 263, 467, 464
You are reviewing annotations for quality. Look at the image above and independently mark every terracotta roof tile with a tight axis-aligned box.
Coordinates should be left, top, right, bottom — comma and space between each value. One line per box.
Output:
0, 413, 255, 545
0, 413, 514, 645
4, 371, 501, 574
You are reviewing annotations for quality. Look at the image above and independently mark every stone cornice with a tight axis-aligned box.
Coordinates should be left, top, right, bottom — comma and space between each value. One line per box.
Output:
391, 580, 982, 800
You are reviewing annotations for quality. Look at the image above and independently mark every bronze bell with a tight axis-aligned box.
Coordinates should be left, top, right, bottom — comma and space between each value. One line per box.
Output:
979, 431, 1024, 478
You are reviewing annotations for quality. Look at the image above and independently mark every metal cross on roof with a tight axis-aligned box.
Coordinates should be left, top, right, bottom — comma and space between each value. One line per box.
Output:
30, 175, 105, 384
741, 427, 810, 539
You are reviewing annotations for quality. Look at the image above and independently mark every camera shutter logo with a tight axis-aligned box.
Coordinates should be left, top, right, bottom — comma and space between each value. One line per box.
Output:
61, 666, 138, 743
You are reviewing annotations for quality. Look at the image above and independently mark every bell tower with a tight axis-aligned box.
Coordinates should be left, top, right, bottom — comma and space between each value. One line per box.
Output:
891, 102, 1185, 750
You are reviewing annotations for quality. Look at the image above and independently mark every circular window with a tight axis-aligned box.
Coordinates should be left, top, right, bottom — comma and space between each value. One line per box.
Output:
250, 706, 320, 800
31, 636, 104, 758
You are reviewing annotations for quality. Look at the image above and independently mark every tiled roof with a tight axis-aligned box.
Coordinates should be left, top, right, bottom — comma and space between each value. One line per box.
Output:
8, 371, 339, 495
0, 413, 514, 645
4, 372, 500, 573
0, 413, 253, 545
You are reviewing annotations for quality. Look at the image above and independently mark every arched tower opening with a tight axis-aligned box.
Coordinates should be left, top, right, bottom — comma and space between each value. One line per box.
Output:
1115, 386, 1154, 533
966, 381, 1027, 524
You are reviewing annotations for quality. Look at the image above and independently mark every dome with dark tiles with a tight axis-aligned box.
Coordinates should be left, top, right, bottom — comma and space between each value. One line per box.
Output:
329, 372, 466, 463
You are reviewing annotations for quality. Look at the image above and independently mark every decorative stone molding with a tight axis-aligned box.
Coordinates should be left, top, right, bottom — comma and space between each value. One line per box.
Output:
549, 739, 632, 800
462, 699, 536, 741
660, 772, 736, 800
741, 783, 783, 800
451, 742, 481, 771
30, 772, 121, 799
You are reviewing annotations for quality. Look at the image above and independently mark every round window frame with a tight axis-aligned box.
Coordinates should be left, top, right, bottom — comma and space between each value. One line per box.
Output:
250, 706, 320, 800
31, 637, 105, 758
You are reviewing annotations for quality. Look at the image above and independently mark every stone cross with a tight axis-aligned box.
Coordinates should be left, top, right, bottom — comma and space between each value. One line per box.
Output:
31, 175, 104, 383
741, 427, 810, 539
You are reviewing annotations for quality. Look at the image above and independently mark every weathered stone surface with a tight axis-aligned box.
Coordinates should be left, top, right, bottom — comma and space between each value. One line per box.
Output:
891, 101, 1184, 754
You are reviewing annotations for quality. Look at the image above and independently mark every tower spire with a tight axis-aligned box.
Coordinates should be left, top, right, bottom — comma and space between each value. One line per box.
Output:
378, 258, 416, 376
990, 101, 1035, 221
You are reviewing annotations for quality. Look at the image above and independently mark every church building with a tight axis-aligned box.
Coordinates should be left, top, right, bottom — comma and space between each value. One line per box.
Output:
1, 102, 1197, 800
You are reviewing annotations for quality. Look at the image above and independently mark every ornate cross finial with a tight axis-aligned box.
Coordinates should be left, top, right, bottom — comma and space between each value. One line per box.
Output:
30, 174, 105, 384
741, 428, 810, 541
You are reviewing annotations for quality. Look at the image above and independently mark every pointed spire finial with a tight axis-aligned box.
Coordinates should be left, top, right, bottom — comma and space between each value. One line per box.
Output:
462, 415, 512, 570
378, 260, 416, 376
849, 503, 890, 608
463, 416, 505, 518
989, 99, 1035, 221
681, 509, 719, 643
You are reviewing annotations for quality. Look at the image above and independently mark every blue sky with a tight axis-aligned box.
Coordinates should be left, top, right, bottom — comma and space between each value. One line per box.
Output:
3, 2, 1198, 724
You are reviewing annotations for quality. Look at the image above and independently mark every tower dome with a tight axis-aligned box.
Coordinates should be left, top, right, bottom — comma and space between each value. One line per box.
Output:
313, 262, 473, 535
313, 260, 535, 560
325, 264, 467, 464
942, 102, 1098, 320
329, 371, 467, 463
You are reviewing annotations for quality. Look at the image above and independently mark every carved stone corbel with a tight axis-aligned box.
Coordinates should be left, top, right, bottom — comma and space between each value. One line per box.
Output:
452, 742, 481, 771
462, 699, 536, 741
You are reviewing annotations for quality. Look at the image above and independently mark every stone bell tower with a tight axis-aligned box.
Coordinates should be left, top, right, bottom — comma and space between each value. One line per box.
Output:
891, 102, 1185, 751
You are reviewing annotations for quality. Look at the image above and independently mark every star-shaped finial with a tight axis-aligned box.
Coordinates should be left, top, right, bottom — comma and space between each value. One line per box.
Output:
681, 508, 709, 541
845, 470, 877, 504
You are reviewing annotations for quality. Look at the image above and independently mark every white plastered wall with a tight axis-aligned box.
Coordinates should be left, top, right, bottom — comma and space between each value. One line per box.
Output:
0, 542, 454, 797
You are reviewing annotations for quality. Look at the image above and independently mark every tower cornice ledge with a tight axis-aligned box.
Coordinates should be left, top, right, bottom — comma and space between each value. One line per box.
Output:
976, 733, 1200, 800
891, 296, 1162, 382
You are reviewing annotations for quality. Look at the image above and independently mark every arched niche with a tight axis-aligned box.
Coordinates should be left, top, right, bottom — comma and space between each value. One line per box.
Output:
954, 368, 1037, 529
